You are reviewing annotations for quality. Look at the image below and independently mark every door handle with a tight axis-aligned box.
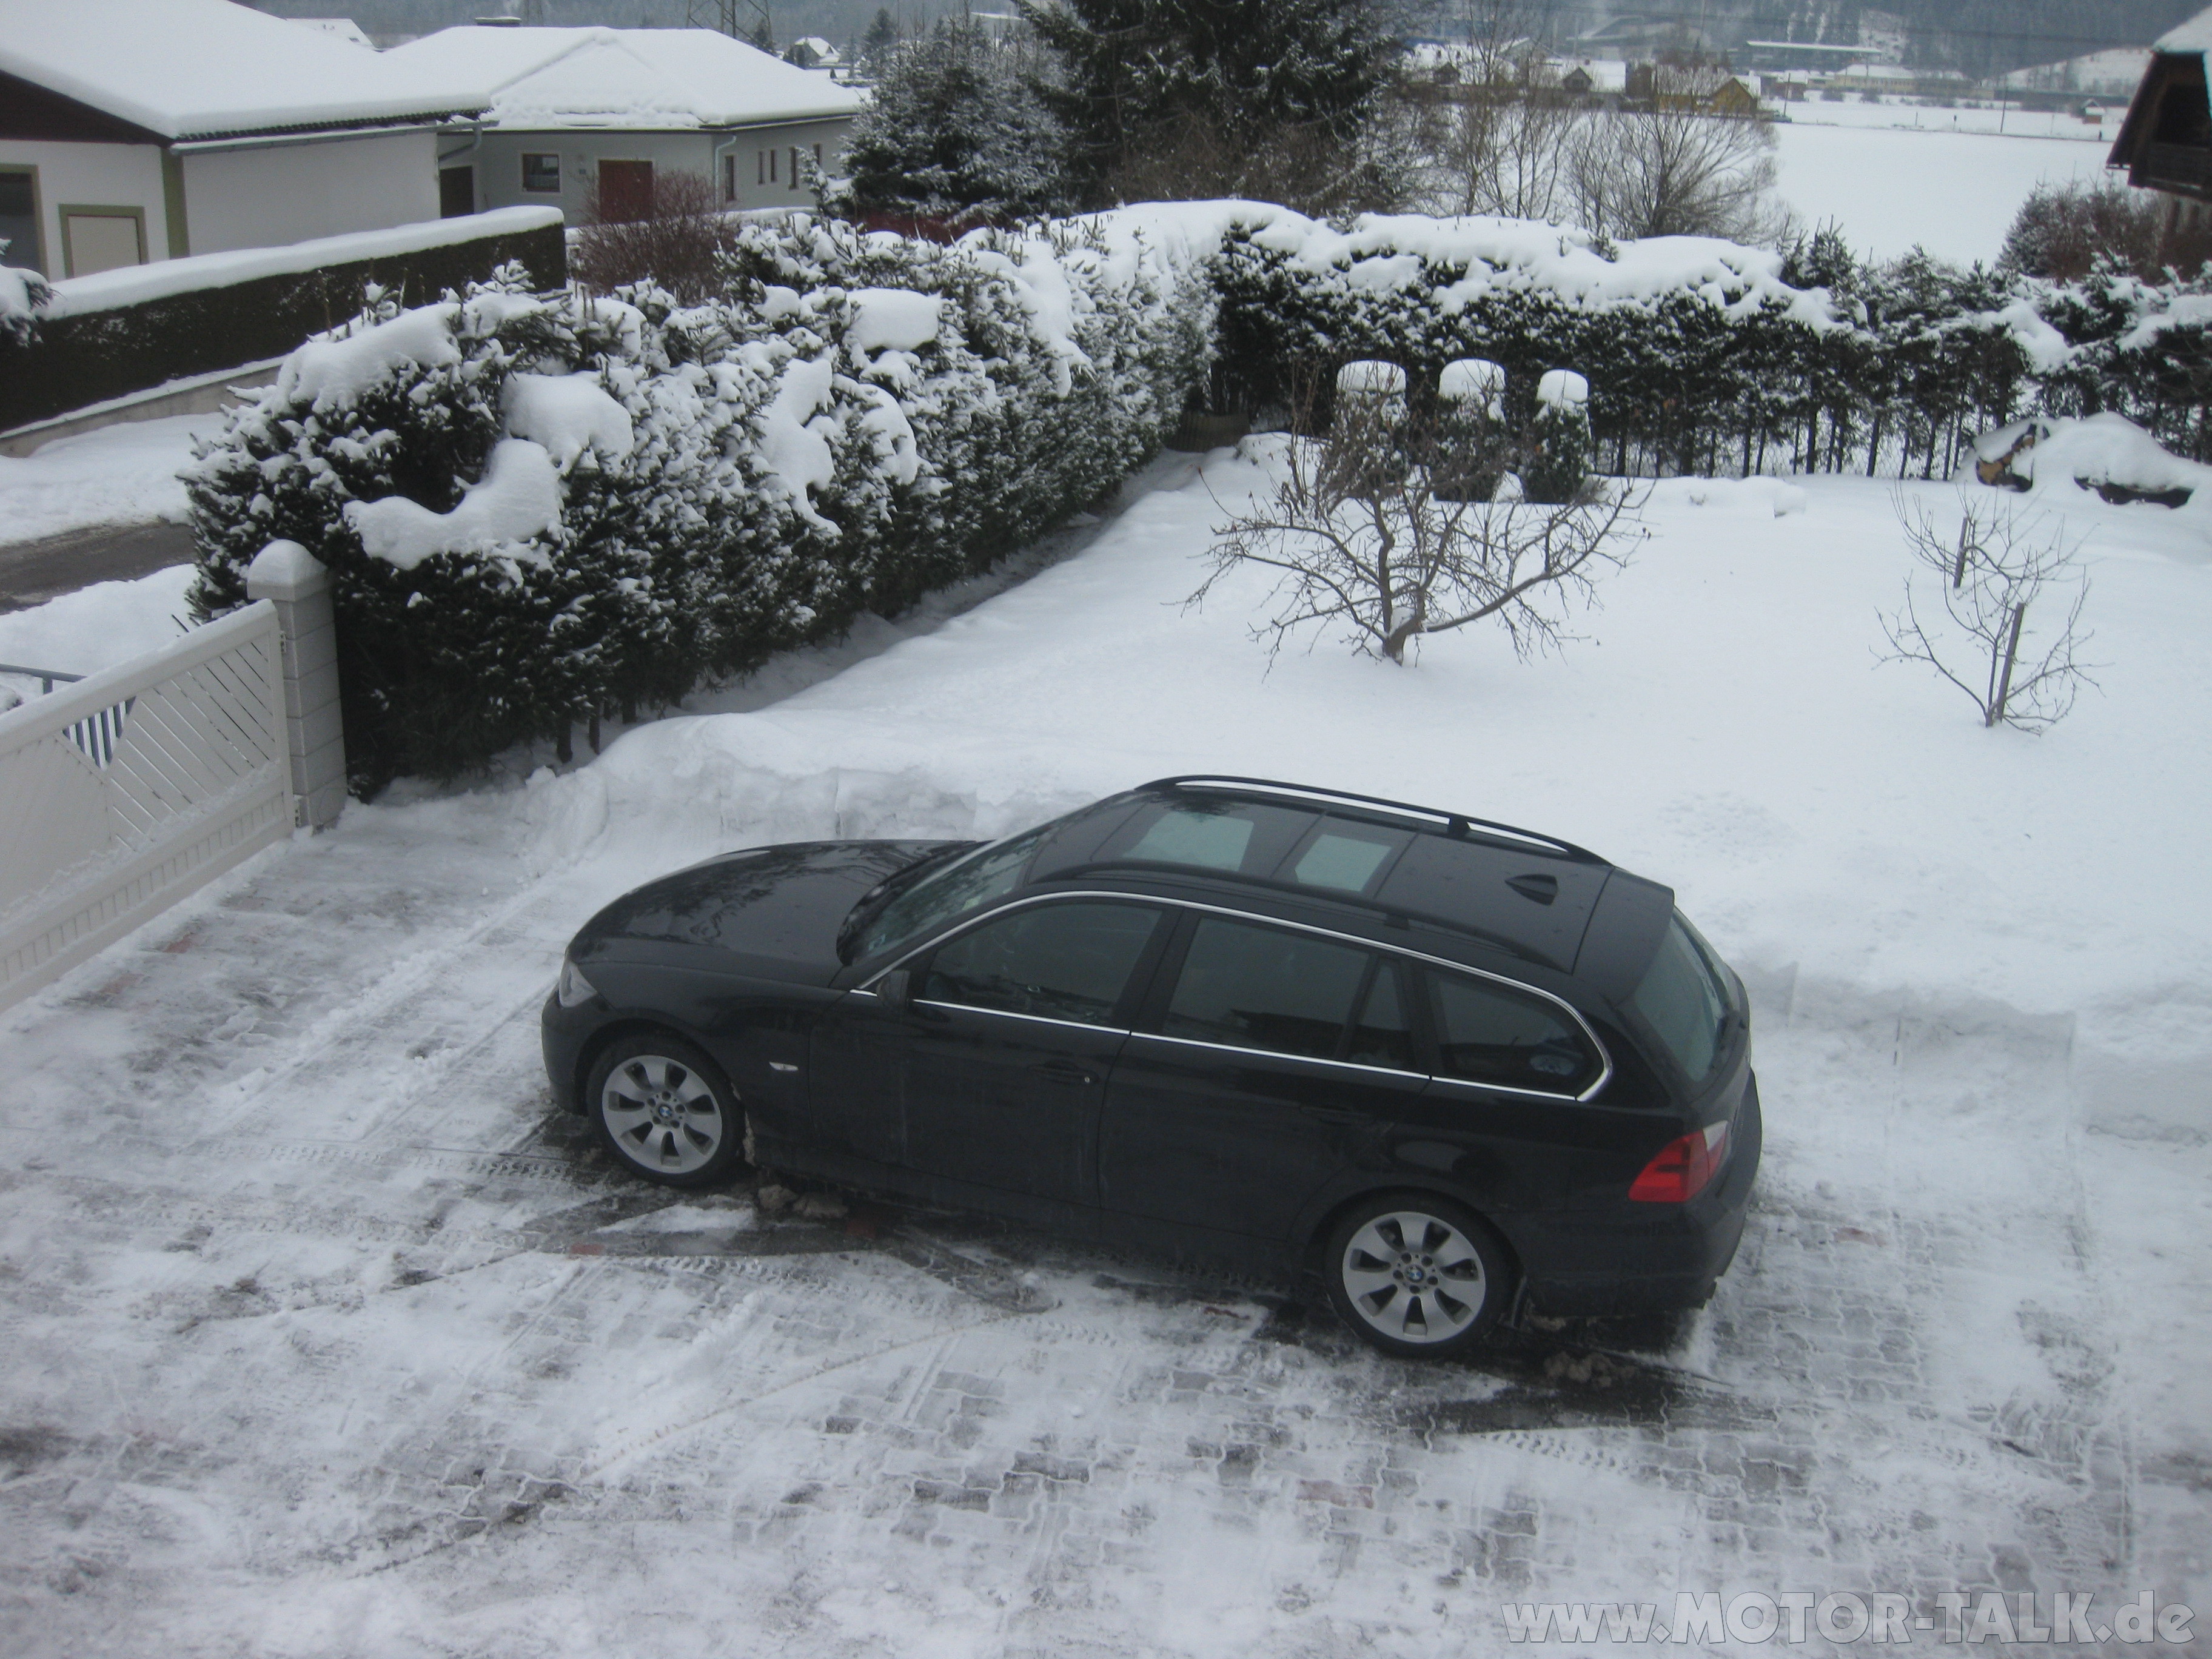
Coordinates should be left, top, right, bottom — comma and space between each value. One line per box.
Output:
1031, 1060, 1099, 1087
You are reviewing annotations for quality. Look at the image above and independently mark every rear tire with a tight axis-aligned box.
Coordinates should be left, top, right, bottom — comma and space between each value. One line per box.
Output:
1322, 1193, 1510, 1360
587, 1034, 745, 1188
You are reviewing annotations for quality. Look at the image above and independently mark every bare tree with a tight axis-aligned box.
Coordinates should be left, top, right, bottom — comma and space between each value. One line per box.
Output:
571, 170, 738, 304
1877, 491, 2098, 732
1196, 388, 1640, 664
1564, 107, 1791, 243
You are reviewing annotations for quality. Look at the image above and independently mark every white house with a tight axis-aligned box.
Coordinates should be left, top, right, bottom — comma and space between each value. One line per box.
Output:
380, 26, 866, 221
0, 0, 490, 280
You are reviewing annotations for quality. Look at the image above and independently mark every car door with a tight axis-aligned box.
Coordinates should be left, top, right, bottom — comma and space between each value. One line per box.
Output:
1096, 912, 1429, 1252
810, 898, 1170, 1232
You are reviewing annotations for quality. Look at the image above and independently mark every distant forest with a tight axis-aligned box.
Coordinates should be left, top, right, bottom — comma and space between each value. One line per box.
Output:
249, 0, 2205, 79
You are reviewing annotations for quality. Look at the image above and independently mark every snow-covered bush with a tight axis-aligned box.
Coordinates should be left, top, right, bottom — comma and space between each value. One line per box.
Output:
1523, 369, 1592, 504
0, 257, 51, 347
189, 224, 1206, 791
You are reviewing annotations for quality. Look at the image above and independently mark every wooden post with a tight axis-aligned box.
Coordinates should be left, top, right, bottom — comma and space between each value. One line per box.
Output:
1952, 519, 1971, 589
1991, 600, 2026, 726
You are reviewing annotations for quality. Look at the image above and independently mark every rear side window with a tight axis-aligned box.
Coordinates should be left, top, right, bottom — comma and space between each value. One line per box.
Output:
923, 902, 1162, 1026
1428, 970, 1601, 1094
1631, 913, 1730, 1084
1163, 917, 1369, 1061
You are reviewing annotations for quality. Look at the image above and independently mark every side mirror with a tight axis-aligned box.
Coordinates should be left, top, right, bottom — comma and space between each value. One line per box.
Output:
876, 968, 913, 1009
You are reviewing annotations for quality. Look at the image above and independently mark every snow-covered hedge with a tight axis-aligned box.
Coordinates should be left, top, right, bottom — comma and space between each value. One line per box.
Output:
187, 218, 1205, 790
0, 211, 566, 435
1210, 210, 2212, 478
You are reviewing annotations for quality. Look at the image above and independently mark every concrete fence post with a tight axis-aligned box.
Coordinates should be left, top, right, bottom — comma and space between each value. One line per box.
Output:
245, 540, 347, 831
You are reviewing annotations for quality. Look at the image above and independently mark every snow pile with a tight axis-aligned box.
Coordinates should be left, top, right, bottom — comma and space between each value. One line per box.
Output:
275, 303, 464, 409
1983, 413, 2212, 531
504, 372, 635, 471
846, 288, 942, 355
345, 438, 565, 570
1537, 368, 1588, 407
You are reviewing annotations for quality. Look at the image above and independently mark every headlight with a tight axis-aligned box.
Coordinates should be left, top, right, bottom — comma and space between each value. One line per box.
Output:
555, 956, 599, 1008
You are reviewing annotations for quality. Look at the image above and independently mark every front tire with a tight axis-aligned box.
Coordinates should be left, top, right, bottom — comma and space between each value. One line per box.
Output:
588, 1034, 745, 1188
1322, 1193, 1510, 1359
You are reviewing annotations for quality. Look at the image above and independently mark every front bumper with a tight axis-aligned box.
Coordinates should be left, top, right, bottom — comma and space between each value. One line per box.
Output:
541, 989, 590, 1114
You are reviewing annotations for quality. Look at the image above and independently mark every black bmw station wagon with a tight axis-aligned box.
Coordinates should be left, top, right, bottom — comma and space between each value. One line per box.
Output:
543, 777, 1760, 1358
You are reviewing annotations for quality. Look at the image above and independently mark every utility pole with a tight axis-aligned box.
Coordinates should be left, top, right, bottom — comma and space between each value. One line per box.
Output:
686, 0, 772, 41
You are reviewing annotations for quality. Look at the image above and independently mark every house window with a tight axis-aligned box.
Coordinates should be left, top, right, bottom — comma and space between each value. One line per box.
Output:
521, 153, 561, 193
790, 146, 802, 189
0, 168, 39, 273
59, 207, 145, 277
757, 150, 766, 186
723, 153, 736, 201
769, 147, 779, 183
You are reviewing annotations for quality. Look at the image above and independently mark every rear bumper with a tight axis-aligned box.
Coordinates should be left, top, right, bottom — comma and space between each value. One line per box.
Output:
1523, 1076, 1763, 1318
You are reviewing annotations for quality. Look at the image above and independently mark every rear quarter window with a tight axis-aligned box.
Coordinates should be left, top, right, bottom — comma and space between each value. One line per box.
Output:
1426, 969, 1603, 1095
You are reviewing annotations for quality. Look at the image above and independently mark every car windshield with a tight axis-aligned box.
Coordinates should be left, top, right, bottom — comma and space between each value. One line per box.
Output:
848, 826, 1050, 962
1629, 911, 1734, 1085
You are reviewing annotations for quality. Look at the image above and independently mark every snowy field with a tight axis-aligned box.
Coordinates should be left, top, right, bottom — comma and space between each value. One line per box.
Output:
1, 443, 2207, 1655
1772, 122, 2114, 266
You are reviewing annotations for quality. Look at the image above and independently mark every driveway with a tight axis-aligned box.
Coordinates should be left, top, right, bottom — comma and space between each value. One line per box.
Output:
0, 790, 2185, 1657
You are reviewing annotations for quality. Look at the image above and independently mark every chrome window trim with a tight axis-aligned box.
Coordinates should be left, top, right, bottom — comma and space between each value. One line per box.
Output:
857, 889, 1614, 1102
1129, 1028, 1428, 1084
910, 999, 1130, 1037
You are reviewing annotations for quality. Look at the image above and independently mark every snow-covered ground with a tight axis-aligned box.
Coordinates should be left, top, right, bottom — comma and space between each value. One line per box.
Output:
0, 564, 195, 693
2, 449, 2207, 1655
1772, 122, 2114, 265
0, 413, 215, 546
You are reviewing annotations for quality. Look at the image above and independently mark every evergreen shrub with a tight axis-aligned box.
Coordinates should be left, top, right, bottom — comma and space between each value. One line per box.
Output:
188, 218, 1206, 793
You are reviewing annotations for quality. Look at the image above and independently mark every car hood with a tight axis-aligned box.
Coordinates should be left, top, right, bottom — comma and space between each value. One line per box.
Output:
577, 840, 962, 985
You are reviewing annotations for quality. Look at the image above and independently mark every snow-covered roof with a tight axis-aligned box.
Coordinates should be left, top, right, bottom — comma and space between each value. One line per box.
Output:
0, 0, 490, 141
286, 18, 375, 50
2157, 7, 2212, 52
1561, 58, 1629, 92
382, 27, 865, 130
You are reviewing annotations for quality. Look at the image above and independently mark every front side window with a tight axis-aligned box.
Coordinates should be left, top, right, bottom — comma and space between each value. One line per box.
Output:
1629, 913, 1731, 1085
922, 902, 1162, 1026
521, 152, 561, 193
1163, 917, 1370, 1062
1429, 970, 1601, 1094
853, 826, 1048, 960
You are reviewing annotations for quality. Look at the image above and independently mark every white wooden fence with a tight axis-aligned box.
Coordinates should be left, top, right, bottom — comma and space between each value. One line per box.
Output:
0, 600, 293, 1012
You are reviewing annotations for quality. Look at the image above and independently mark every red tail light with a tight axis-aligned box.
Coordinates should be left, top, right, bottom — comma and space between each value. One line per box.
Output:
1629, 1121, 1730, 1203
